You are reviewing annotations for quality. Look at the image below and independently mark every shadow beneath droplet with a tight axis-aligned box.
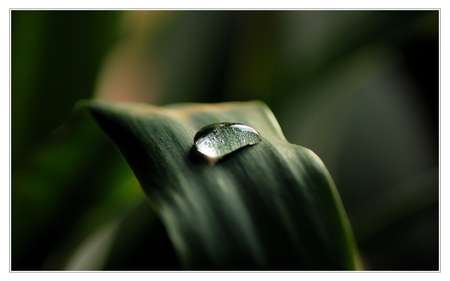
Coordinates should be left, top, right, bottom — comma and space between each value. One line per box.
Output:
187, 146, 218, 166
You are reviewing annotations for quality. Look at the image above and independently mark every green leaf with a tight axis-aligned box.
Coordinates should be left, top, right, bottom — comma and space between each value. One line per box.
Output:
87, 100, 360, 270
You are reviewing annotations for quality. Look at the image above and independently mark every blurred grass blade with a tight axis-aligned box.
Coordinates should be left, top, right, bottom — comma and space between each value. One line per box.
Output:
65, 219, 120, 270
87, 100, 360, 270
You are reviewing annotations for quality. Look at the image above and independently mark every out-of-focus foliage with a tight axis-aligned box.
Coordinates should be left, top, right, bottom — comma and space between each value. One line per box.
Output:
11, 10, 438, 270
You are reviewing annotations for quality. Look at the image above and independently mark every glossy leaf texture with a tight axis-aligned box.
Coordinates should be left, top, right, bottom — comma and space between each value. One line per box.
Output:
87, 100, 361, 270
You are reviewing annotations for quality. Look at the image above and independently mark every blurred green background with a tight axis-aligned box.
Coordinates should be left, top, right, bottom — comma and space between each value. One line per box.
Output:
11, 10, 438, 270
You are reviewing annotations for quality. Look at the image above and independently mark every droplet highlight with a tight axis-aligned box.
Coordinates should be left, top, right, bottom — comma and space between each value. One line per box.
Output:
194, 122, 262, 160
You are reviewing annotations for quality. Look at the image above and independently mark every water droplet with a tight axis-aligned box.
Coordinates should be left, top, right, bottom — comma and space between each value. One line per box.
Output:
194, 122, 262, 160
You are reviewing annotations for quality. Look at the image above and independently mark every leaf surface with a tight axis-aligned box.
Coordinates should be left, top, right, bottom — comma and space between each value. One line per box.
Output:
87, 100, 360, 270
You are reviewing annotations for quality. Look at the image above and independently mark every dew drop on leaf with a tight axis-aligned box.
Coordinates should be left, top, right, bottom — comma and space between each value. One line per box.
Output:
194, 122, 262, 160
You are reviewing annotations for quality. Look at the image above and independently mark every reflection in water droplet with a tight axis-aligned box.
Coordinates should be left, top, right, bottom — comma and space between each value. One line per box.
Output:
194, 122, 262, 160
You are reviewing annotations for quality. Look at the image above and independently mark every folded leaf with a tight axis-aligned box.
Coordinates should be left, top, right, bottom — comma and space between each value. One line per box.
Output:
87, 100, 360, 270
